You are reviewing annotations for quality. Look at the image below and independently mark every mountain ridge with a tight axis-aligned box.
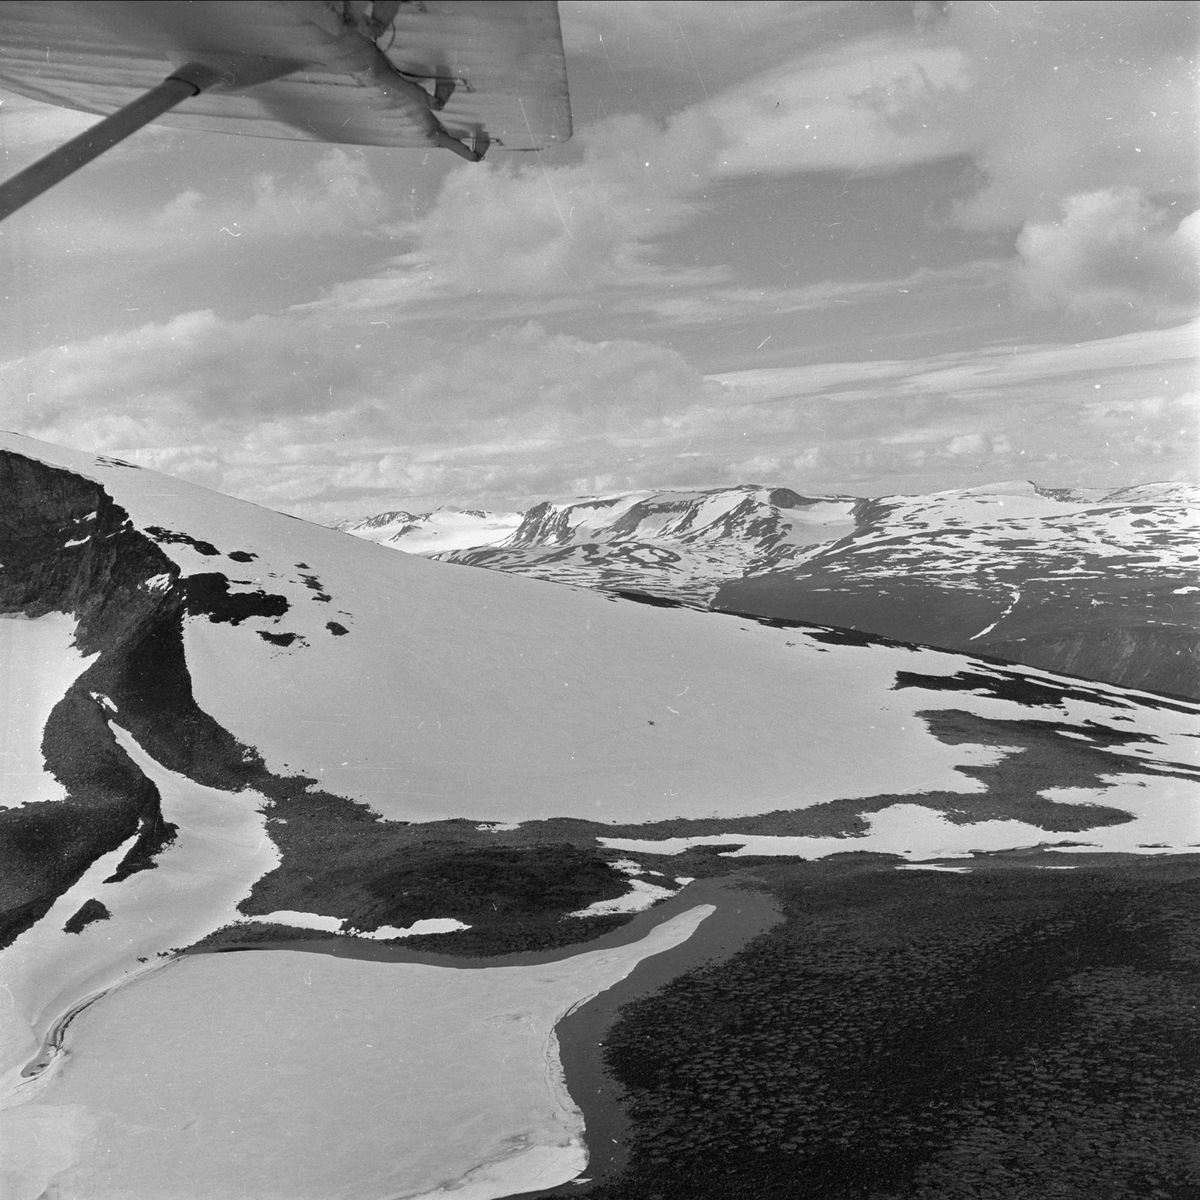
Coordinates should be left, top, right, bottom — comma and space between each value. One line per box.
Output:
336, 479, 1200, 696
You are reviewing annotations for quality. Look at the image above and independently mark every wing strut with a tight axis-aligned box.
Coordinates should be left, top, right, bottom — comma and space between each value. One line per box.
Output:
0, 62, 223, 223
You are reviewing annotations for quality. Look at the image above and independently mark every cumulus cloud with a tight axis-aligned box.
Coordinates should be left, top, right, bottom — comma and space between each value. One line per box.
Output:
691, 1, 1196, 229
15, 147, 389, 259
299, 0, 1194, 331
7, 297, 1195, 516
1016, 189, 1200, 317
1081, 391, 1200, 461
705, 35, 971, 177
943, 431, 1013, 459
700, 322, 1199, 495
3, 306, 732, 511
310, 111, 725, 312
163, 149, 388, 242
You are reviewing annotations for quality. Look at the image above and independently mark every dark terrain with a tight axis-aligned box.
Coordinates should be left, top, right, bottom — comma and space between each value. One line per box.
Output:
716, 572, 1200, 701
528, 855, 1200, 1200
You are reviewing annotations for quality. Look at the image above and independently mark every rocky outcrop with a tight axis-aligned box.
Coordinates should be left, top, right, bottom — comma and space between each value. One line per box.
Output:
0, 452, 181, 947
0, 451, 377, 951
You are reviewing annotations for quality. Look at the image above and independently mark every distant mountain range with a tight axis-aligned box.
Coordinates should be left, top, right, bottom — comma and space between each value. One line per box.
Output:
717, 480, 1200, 700
339, 481, 1200, 698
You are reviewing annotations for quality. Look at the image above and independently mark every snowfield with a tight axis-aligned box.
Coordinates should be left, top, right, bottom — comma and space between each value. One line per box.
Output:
1, 905, 713, 1200
0, 433, 1082, 826
0, 613, 97, 808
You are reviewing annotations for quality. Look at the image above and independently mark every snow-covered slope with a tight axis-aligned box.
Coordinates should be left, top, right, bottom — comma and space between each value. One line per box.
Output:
717, 480, 1200, 698
433, 486, 857, 604
2, 439, 1197, 881
0, 445, 1053, 830
334, 505, 522, 555
2, 436, 1199, 1200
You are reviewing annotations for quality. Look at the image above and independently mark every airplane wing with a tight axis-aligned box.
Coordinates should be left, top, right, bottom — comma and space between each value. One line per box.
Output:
0, 1, 571, 218
0, 0, 571, 150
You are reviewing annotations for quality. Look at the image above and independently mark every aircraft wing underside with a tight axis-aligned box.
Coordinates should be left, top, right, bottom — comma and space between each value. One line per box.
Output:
0, 0, 571, 152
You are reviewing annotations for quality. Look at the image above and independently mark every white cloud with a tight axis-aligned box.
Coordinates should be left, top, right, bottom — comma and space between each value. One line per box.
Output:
7, 300, 1195, 517
617, 260, 1004, 325
162, 149, 388, 243
712, 322, 1200, 402
706, 36, 972, 177
1016, 189, 1199, 317
309, 112, 724, 313
3, 307, 731, 511
8, 147, 388, 260
295, 1, 1195, 335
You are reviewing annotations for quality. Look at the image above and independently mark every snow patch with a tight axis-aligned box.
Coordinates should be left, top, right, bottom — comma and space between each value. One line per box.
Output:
357, 918, 471, 940
569, 877, 678, 917
600, 785, 1200, 860
245, 912, 471, 940
246, 911, 343, 933
0, 613, 97, 809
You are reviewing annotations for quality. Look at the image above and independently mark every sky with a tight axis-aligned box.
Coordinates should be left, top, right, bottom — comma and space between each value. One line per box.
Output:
0, 0, 1196, 521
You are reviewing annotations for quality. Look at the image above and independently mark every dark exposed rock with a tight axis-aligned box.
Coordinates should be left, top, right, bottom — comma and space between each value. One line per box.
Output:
63, 898, 110, 934
182, 573, 289, 625
611, 590, 687, 610
0, 452, 182, 948
144, 525, 219, 556
258, 630, 299, 646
